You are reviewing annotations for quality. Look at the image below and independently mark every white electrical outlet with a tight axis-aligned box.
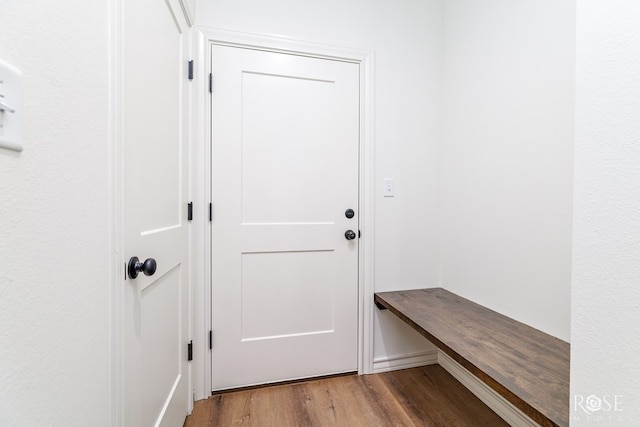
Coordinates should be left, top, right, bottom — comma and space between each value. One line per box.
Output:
383, 178, 394, 197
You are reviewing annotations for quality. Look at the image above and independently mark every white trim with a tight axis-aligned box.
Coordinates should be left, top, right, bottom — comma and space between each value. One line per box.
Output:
182, 20, 196, 415
372, 350, 438, 374
177, 0, 195, 27
358, 44, 376, 376
194, 27, 375, 396
438, 351, 539, 427
109, 0, 124, 424
198, 28, 370, 64
191, 29, 212, 401
367, 348, 540, 425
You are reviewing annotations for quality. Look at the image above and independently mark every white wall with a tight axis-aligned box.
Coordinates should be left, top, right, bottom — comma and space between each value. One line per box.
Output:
571, 1, 640, 424
197, 0, 444, 365
4, 3, 635, 425
0, 2, 111, 426
440, 0, 575, 341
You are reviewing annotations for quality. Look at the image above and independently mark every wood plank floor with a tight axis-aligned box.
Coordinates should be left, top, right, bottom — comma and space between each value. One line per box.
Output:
184, 365, 509, 427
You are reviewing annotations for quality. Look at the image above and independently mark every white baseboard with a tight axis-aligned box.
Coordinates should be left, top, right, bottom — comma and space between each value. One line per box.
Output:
372, 350, 438, 374
437, 351, 539, 427
371, 349, 542, 426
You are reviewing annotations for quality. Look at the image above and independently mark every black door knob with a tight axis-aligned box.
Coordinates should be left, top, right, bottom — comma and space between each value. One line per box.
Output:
128, 256, 157, 279
345, 230, 357, 240
345, 209, 355, 219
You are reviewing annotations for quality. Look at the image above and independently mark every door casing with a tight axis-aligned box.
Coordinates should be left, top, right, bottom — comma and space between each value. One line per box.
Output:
191, 29, 376, 399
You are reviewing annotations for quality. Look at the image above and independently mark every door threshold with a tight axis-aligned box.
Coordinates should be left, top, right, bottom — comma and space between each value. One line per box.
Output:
211, 371, 358, 396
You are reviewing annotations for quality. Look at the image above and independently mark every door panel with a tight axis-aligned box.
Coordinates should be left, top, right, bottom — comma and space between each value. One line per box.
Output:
241, 71, 336, 224
240, 250, 336, 340
122, 0, 190, 425
211, 45, 360, 390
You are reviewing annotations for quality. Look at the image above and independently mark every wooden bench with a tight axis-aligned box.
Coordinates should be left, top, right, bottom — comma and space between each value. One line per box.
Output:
374, 288, 569, 427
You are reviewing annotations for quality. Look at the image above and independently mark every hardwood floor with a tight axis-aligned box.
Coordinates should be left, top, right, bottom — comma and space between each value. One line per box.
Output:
184, 365, 509, 426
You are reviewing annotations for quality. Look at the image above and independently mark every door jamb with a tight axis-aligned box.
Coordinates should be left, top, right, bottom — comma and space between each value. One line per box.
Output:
192, 28, 376, 399
109, 0, 123, 424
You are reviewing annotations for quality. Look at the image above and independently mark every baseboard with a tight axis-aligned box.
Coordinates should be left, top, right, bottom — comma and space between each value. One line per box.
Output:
437, 351, 539, 427
372, 349, 542, 426
372, 350, 438, 374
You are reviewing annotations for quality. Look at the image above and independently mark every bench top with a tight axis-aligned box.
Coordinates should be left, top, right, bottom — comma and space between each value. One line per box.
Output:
374, 288, 570, 427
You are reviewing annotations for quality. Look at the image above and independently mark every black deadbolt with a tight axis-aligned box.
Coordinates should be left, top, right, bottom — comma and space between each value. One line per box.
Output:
345, 209, 355, 219
128, 256, 157, 279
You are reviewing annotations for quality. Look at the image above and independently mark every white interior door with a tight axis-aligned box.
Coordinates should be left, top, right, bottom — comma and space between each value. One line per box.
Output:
210, 45, 360, 390
122, 0, 190, 425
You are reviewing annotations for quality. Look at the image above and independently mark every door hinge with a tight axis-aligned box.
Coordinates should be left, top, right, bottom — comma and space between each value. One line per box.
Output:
208, 73, 212, 93
209, 203, 212, 222
187, 202, 193, 221
187, 340, 193, 361
208, 330, 213, 350
188, 60, 194, 80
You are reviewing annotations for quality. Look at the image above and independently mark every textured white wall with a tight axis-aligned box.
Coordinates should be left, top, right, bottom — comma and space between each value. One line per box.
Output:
439, 0, 575, 341
0, 1, 111, 426
197, 0, 444, 364
8, 4, 633, 424
571, 1, 640, 424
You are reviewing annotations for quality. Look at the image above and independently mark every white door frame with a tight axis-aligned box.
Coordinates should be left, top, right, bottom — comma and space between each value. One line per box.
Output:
108, 1, 122, 424
191, 28, 376, 400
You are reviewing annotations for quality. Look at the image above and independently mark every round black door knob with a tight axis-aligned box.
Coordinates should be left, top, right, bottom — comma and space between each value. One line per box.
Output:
345, 230, 357, 240
128, 256, 157, 279
345, 209, 355, 219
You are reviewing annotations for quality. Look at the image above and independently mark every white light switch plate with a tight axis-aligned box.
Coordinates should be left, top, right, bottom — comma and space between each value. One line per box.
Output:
383, 178, 394, 197
0, 58, 23, 152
